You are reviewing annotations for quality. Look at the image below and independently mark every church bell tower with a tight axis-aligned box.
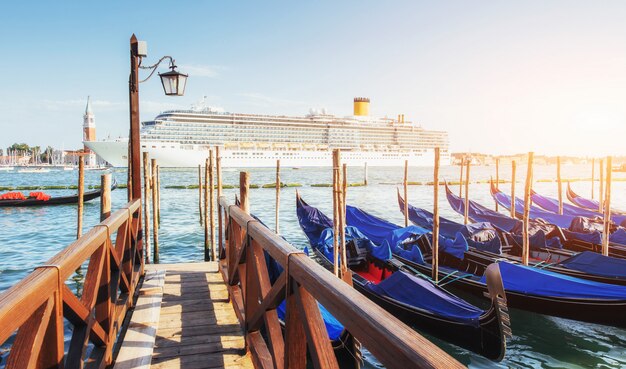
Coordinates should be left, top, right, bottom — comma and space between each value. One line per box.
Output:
83, 96, 97, 167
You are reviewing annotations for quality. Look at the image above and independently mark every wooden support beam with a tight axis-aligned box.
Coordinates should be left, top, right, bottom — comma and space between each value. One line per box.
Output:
403, 160, 409, 227
209, 151, 216, 261
464, 160, 470, 225
142, 152, 151, 264
332, 150, 340, 277
495, 157, 499, 211
511, 161, 516, 218
198, 164, 203, 225
557, 156, 563, 215
77, 156, 85, 239
240, 172, 250, 214
204, 157, 210, 261
591, 158, 595, 200
459, 158, 464, 197
341, 163, 348, 276
364, 162, 368, 186
602, 156, 612, 256
216, 146, 223, 257
522, 152, 534, 266
432, 148, 440, 282
276, 159, 281, 235
151, 159, 159, 264
101, 174, 112, 221
599, 158, 604, 213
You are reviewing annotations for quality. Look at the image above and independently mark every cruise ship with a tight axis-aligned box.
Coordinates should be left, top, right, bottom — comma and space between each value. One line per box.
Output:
85, 98, 450, 167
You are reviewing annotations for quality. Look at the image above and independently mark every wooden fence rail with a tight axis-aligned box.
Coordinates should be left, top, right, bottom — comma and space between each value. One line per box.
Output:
0, 199, 144, 369
217, 176, 464, 369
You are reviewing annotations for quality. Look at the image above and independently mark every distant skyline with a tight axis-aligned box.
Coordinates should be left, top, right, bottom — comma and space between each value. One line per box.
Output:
1, 1, 626, 156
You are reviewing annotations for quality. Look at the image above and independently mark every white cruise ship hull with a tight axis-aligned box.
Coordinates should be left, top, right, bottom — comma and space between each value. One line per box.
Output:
85, 141, 450, 168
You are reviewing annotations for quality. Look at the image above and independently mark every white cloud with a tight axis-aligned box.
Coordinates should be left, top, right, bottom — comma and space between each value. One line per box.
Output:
178, 64, 225, 78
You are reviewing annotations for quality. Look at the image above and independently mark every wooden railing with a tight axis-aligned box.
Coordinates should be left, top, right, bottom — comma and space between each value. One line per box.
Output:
0, 199, 144, 369
217, 173, 464, 369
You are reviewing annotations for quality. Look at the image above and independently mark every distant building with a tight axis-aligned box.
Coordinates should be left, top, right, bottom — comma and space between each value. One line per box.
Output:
83, 96, 97, 166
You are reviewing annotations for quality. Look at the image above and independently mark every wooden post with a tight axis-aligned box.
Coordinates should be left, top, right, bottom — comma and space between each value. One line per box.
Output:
403, 160, 409, 227
495, 157, 499, 211
129, 34, 142, 201
142, 152, 151, 263
464, 160, 470, 225
459, 158, 464, 197
332, 150, 340, 277
156, 165, 161, 224
275, 159, 281, 234
522, 152, 534, 266
76, 156, 85, 239
599, 159, 604, 213
591, 158, 595, 200
216, 147, 223, 257
209, 151, 215, 261
240, 172, 250, 214
602, 157, 612, 256
432, 148, 440, 282
364, 162, 368, 186
557, 156, 563, 215
151, 159, 159, 264
341, 163, 348, 275
511, 161, 516, 218
204, 157, 210, 261
100, 173, 111, 221
127, 148, 132, 201
198, 164, 203, 224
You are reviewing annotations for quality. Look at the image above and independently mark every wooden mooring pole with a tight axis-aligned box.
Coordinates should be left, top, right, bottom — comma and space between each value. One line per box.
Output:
240, 171, 250, 214
602, 156, 612, 256
557, 156, 563, 215
591, 158, 595, 200
198, 164, 203, 225
341, 163, 348, 276
459, 158, 464, 197
495, 157, 499, 211
275, 159, 280, 234
364, 162, 368, 186
522, 152, 534, 266
403, 160, 409, 227
151, 159, 159, 263
204, 157, 210, 261
156, 165, 161, 224
76, 156, 85, 239
599, 158, 604, 213
332, 149, 340, 277
100, 173, 111, 221
216, 147, 223, 256
432, 148, 440, 282
464, 160, 470, 225
143, 152, 151, 263
511, 160, 516, 218
209, 150, 215, 261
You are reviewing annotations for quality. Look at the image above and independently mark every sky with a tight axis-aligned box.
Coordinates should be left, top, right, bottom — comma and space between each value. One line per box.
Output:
1, 1, 625, 156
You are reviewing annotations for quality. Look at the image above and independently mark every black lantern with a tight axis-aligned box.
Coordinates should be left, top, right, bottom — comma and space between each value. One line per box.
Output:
159, 66, 188, 96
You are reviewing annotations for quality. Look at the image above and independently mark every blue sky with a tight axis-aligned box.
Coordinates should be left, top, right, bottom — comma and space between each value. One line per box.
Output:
1, 1, 626, 156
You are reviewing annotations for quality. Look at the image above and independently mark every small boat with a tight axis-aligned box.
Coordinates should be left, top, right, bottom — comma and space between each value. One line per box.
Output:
0, 166, 14, 171
63, 166, 75, 171
530, 188, 626, 225
567, 182, 626, 215
397, 190, 626, 286
0, 180, 117, 207
345, 197, 626, 328
296, 194, 510, 361
17, 167, 50, 173
488, 182, 626, 254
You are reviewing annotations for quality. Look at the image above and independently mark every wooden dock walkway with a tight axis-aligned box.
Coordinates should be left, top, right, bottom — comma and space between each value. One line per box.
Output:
115, 262, 253, 369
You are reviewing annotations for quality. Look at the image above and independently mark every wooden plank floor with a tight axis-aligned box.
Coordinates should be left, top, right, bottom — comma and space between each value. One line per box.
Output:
146, 262, 253, 369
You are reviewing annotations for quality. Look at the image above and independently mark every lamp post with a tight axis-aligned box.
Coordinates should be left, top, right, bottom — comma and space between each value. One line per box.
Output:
128, 34, 187, 201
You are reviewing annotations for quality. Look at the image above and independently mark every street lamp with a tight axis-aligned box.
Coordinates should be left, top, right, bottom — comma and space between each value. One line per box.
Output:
128, 34, 188, 202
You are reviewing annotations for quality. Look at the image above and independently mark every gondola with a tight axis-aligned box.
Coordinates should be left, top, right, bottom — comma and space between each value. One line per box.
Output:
397, 190, 626, 286
566, 183, 626, 215
0, 180, 117, 207
488, 181, 626, 256
342, 197, 626, 328
296, 194, 510, 361
530, 188, 626, 225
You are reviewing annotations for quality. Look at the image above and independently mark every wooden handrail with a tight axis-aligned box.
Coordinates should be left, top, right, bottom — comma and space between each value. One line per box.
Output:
0, 199, 144, 368
218, 193, 464, 369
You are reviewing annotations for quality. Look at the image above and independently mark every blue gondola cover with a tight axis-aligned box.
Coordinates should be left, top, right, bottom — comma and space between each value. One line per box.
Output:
559, 251, 626, 279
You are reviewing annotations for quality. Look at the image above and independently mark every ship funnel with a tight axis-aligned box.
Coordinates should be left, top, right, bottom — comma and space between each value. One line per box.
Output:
353, 97, 370, 116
